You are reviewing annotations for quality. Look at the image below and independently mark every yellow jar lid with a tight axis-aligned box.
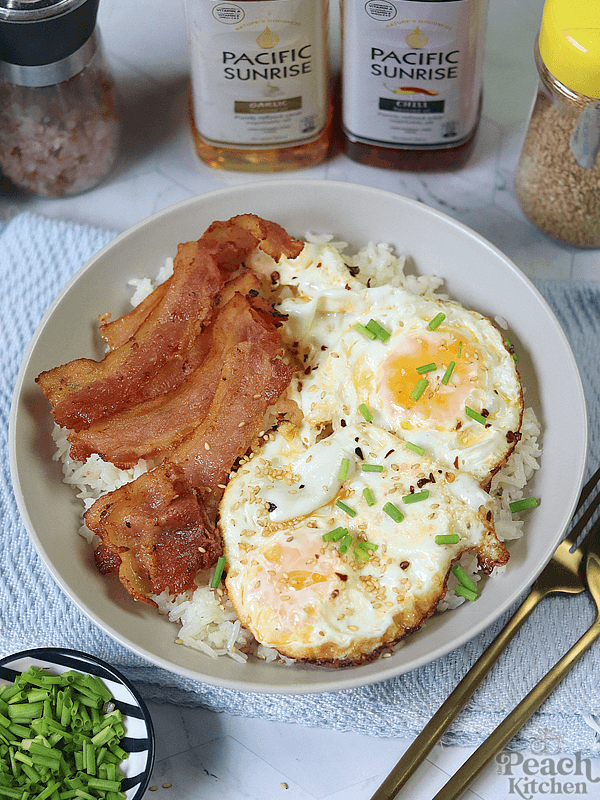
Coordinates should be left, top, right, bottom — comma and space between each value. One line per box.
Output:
538, 0, 600, 98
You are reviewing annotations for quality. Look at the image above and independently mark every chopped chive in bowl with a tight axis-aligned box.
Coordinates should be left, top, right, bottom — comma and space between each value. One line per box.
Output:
428, 312, 446, 330
354, 322, 377, 340
409, 378, 428, 402
451, 564, 477, 593
402, 490, 429, 504
338, 457, 350, 481
465, 406, 487, 425
322, 526, 348, 542
509, 497, 539, 513
361, 464, 383, 473
383, 502, 404, 523
210, 555, 226, 589
454, 584, 477, 602
358, 404, 374, 422
416, 362, 436, 374
336, 500, 357, 518
405, 442, 425, 456
363, 487, 376, 506
435, 533, 460, 545
365, 319, 391, 342
0, 648, 154, 800
441, 361, 455, 385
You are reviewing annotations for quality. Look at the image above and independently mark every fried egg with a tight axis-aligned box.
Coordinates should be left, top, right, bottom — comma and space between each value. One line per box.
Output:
283, 284, 523, 486
219, 423, 508, 665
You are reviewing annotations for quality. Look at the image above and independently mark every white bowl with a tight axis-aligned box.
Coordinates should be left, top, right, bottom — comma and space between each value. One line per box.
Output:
9, 180, 587, 693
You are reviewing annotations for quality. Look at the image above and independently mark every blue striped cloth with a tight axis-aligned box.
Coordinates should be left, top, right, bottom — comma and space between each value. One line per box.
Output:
1, 212, 599, 755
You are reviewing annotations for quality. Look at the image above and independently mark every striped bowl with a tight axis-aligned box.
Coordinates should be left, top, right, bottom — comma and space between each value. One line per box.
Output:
0, 647, 155, 800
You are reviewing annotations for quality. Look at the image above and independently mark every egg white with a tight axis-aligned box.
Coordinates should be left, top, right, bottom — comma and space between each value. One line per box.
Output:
219, 423, 508, 664
280, 282, 523, 485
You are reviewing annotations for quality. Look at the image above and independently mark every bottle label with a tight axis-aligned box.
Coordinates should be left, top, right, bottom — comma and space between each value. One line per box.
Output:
187, 1, 329, 149
342, 0, 488, 149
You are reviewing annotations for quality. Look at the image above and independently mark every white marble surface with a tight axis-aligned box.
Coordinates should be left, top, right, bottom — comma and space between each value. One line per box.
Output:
3, 0, 600, 798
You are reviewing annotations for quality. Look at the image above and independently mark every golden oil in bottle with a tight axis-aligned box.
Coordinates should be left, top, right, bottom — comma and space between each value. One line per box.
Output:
185, 0, 332, 172
340, 0, 489, 171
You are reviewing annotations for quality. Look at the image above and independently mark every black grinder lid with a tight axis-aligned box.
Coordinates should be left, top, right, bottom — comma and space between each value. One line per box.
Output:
0, 0, 100, 66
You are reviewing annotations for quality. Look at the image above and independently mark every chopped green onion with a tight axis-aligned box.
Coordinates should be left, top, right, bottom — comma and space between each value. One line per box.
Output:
210, 555, 226, 588
441, 361, 455, 385
457, 341, 463, 358
354, 322, 377, 340
336, 500, 357, 518
454, 584, 478, 602
409, 378, 428, 402
405, 441, 425, 456
402, 490, 430, 504
509, 497, 539, 513
322, 526, 348, 542
365, 319, 391, 342
354, 540, 379, 560
357, 541, 378, 551
354, 546, 370, 561
339, 534, 353, 554
363, 488, 376, 506
361, 464, 383, 473
452, 564, 477, 593
465, 406, 487, 425
86, 778, 124, 792
338, 457, 350, 481
358, 403, 374, 422
428, 312, 446, 330
435, 533, 460, 545
383, 502, 404, 523
416, 362, 436, 374
0, 666, 128, 800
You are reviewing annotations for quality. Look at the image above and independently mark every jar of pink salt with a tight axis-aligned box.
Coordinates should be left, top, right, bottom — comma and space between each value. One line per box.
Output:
0, 0, 120, 197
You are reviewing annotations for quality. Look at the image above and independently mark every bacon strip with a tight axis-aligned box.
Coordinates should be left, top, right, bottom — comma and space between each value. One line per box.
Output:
37, 215, 302, 432
68, 292, 284, 467
84, 338, 293, 604
86, 467, 221, 603
100, 281, 170, 351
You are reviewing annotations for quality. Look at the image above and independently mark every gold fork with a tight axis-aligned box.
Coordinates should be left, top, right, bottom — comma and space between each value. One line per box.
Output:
433, 511, 600, 800
370, 464, 600, 800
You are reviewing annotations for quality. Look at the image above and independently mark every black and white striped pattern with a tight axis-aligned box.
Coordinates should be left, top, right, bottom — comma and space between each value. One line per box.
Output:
0, 648, 155, 800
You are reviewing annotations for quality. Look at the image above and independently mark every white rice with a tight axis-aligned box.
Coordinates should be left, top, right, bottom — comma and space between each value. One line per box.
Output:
53, 236, 542, 663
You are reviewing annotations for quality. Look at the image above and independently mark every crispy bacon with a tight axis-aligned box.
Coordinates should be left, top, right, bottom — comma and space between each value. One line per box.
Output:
86, 467, 222, 604
84, 339, 293, 604
36, 215, 302, 432
100, 281, 170, 351
40, 215, 301, 605
68, 292, 285, 467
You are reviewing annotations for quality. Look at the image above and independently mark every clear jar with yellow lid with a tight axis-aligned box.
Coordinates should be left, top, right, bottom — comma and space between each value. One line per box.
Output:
515, 0, 600, 247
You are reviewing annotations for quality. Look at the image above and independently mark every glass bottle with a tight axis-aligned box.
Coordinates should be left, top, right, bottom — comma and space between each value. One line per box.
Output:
185, 0, 332, 172
0, 0, 120, 197
340, 0, 489, 171
515, 0, 600, 248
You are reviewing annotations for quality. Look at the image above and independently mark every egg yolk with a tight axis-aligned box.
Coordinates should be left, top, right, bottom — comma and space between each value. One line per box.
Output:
240, 535, 340, 645
382, 331, 478, 425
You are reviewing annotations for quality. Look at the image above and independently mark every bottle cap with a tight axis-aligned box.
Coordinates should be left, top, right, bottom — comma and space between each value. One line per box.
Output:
538, 0, 600, 98
0, 0, 100, 67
